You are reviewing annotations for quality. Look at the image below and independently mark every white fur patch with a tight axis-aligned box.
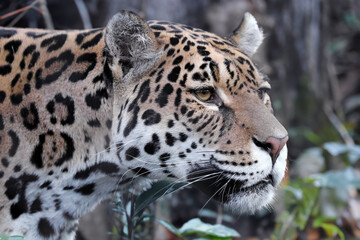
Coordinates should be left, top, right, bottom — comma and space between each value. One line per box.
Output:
233, 12, 264, 56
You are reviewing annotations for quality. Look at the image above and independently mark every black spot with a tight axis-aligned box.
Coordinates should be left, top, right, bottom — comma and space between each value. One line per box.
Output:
125, 147, 140, 161
38, 218, 55, 238
187, 110, 195, 117
167, 48, 175, 56
28, 51, 40, 69
75, 183, 95, 195
26, 32, 48, 38
23, 84, 31, 95
174, 88, 182, 107
27, 72, 33, 81
41, 34, 67, 52
132, 167, 151, 176
85, 88, 109, 110
0, 29, 17, 38
159, 153, 171, 161
5, 173, 39, 219
81, 32, 103, 49
30, 197, 42, 213
196, 115, 214, 132
104, 134, 110, 151
167, 66, 181, 82
128, 79, 151, 112
155, 83, 173, 108
0, 65, 11, 76
179, 133, 188, 142
54, 198, 61, 210
87, 118, 101, 127
168, 120, 174, 128
123, 105, 139, 137
180, 105, 187, 115
75, 29, 100, 44
142, 109, 161, 125
8, 130, 20, 157
197, 46, 210, 56
191, 142, 197, 149
150, 25, 166, 30
54, 133, 75, 166
10, 74, 20, 87
172, 56, 183, 65
30, 133, 46, 168
45, 94, 75, 125
170, 37, 179, 46
20, 102, 40, 130
1, 158, 9, 167
10, 94, 23, 105
144, 134, 161, 155
13, 165, 21, 172
165, 132, 176, 146
0, 91, 6, 103
35, 50, 75, 89
106, 119, 112, 129
74, 162, 120, 179
69, 52, 97, 82
179, 152, 186, 158
4, 40, 22, 63
40, 181, 51, 189
23, 44, 36, 56
179, 73, 187, 87
185, 63, 195, 72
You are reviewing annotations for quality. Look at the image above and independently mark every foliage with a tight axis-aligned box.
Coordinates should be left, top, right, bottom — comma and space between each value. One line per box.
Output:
111, 181, 240, 240
110, 180, 186, 240
158, 218, 240, 240
272, 141, 360, 240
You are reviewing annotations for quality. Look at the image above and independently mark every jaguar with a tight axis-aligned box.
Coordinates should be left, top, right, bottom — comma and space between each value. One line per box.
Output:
0, 10, 288, 239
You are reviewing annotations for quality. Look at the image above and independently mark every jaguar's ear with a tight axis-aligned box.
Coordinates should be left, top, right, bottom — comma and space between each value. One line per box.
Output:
105, 10, 161, 79
230, 12, 263, 57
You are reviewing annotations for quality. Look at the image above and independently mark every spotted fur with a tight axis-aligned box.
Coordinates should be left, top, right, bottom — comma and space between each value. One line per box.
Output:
0, 11, 288, 239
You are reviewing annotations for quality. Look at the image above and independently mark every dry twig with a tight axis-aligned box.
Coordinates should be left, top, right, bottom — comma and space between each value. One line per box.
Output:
324, 104, 355, 146
39, 0, 54, 29
7, 0, 40, 27
74, 0, 92, 29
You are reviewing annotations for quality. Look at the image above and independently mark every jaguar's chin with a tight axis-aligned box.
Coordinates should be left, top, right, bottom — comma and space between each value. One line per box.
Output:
188, 168, 279, 214
224, 183, 276, 214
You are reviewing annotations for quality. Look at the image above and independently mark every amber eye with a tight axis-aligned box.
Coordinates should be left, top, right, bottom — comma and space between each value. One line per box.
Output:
195, 89, 212, 101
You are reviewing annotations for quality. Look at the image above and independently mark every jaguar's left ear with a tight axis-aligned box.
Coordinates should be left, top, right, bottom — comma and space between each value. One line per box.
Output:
105, 10, 161, 79
230, 12, 264, 57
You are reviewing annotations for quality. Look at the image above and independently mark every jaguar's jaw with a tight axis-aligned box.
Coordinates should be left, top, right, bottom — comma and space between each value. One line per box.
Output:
187, 145, 287, 214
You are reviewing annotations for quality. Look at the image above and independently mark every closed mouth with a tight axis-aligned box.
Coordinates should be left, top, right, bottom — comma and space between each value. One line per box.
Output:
188, 166, 274, 203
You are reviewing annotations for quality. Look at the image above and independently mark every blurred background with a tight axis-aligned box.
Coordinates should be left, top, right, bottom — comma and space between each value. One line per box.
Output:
1, 0, 359, 239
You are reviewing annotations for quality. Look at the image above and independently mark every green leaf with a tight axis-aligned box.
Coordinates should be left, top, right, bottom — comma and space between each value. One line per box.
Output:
323, 142, 360, 163
134, 180, 187, 216
156, 219, 181, 236
312, 167, 360, 188
282, 186, 303, 200
312, 216, 337, 228
178, 218, 240, 238
316, 223, 345, 240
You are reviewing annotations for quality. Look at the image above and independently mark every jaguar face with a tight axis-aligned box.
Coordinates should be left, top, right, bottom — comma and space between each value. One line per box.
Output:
106, 11, 288, 213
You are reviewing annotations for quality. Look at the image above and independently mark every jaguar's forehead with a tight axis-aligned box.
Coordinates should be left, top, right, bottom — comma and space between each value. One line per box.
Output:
148, 20, 264, 90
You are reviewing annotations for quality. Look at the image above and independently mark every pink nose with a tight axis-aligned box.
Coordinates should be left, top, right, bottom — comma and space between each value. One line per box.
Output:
253, 136, 289, 165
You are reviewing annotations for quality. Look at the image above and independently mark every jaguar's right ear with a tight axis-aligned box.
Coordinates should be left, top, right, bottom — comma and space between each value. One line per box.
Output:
105, 10, 161, 80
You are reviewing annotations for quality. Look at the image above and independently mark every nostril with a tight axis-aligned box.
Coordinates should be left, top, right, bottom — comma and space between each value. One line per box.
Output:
253, 136, 288, 166
252, 137, 273, 155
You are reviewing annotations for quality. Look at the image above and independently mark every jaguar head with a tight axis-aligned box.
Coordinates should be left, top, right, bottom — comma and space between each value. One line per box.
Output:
105, 11, 288, 213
